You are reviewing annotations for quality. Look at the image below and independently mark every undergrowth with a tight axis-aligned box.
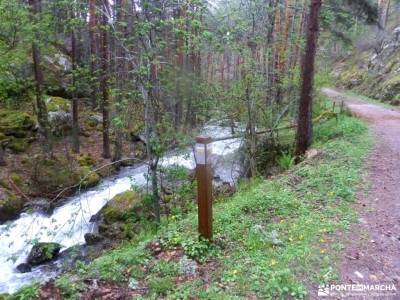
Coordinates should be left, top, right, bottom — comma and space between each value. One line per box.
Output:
10, 115, 372, 299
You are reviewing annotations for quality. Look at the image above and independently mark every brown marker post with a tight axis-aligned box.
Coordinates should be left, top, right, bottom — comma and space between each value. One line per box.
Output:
195, 136, 213, 240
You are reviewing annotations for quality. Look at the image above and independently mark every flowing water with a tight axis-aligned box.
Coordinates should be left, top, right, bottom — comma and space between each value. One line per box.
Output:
0, 126, 242, 294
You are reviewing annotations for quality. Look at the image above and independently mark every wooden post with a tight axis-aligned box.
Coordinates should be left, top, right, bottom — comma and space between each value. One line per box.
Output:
195, 136, 213, 240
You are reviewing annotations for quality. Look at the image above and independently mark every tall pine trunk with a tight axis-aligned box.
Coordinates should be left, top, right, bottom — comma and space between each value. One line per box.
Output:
101, 0, 111, 159
89, 0, 99, 109
0, 144, 5, 166
295, 0, 322, 156
29, 0, 52, 155
71, 25, 80, 153
113, 0, 127, 164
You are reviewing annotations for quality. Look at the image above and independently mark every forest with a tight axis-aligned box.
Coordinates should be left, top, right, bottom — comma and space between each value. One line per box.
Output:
0, 0, 399, 299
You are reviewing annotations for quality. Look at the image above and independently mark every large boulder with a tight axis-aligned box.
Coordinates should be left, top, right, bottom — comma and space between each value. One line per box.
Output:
101, 190, 142, 224
0, 188, 24, 224
45, 96, 71, 112
0, 110, 35, 137
48, 111, 73, 137
27, 242, 61, 266
78, 166, 101, 188
95, 190, 143, 240
0, 110, 36, 154
26, 155, 101, 196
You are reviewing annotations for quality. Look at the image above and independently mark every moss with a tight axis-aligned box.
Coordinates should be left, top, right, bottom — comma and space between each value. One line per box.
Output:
103, 190, 141, 223
10, 173, 23, 187
78, 166, 101, 188
0, 110, 35, 136
77, 153, 95, 167
338, 64, 365, 88
45, 96, 70, 112
0, 189, 24, 223
0, 132, 7, 142
26, 156, 76, 195
381, 75, 400, 101
7, 138, 29, 154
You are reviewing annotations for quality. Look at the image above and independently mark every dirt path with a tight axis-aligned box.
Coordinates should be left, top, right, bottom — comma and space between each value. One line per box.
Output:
322, 88, 400, 299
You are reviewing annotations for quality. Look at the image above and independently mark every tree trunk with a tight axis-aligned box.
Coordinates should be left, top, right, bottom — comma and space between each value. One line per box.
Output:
113, 0, 127, 164
101, 0, 111, 159
71, 26, 80, 153
140, 79, 160, 224
89, 0, 99, 109
0, 144, 6, 166
295, 0, 322, 156
29, 0, 52, 154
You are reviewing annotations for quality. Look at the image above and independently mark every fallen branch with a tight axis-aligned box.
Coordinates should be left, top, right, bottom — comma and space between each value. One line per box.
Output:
8, 175, 31, 203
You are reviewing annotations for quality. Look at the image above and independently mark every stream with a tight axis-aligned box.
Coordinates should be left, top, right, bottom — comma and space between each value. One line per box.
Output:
0, 125, 242, 294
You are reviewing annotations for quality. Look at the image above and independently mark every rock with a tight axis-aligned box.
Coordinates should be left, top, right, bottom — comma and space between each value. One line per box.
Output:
0, 110, 35, 137
27, 242, 62, 266
48, 111, 73, 137
0, 189, 24, 224
16, 263, 31, 273
57, 245, 92, 267
24, 198, 53, 215
306, 149, 319, 159
7, 138, 30, 154
84, 233, 103, 245
87, 114, 103, 128
89, 213, 101, 222
179, 255, 198, 276
77, 153, 95, 167
146, 240, 163, 256
120, 158, 135, 167
101, 190, 142, 224
45, 96, 70, 113
214, 181, 236, 198
78, 166, 101, 188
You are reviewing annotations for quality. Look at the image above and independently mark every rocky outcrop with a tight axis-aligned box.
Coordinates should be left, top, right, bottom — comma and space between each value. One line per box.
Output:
0, 110, 36, 154
337, 27, 400, 105
48, 111, 73, 137
26, 154, 101, 196
27, 242, 62, 266
0, 188, 24, 224
93, 190, 144, 240
45, 96, 70, 113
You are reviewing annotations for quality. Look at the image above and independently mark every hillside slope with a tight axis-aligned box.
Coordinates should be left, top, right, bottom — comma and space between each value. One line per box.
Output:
336, 26, 400, 105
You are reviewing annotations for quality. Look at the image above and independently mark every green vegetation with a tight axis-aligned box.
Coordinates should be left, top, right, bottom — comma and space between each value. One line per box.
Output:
8, 284, 39, 300
102, 190, 141, 223
46, 114, 371, 299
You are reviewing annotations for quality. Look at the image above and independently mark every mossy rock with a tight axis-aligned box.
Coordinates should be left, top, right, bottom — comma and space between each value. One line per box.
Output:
382, 76, 400, 101
0, 189, 24, 223
26, 155, 77, 195
0, 132, 8, 142
102, 190, 141, 223
77, 153, 95, 167
27, 242, 61, 266
45, 96, 71, 112
7, 138, 30, 154
78, 166, 101, 188
0, 110, 35, 136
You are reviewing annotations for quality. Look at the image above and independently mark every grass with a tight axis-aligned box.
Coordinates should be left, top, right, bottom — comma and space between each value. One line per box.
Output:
11, 114, 372, 300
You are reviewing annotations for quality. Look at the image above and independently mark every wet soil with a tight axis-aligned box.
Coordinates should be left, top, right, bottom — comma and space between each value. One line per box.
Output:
322, 88, 400, 299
